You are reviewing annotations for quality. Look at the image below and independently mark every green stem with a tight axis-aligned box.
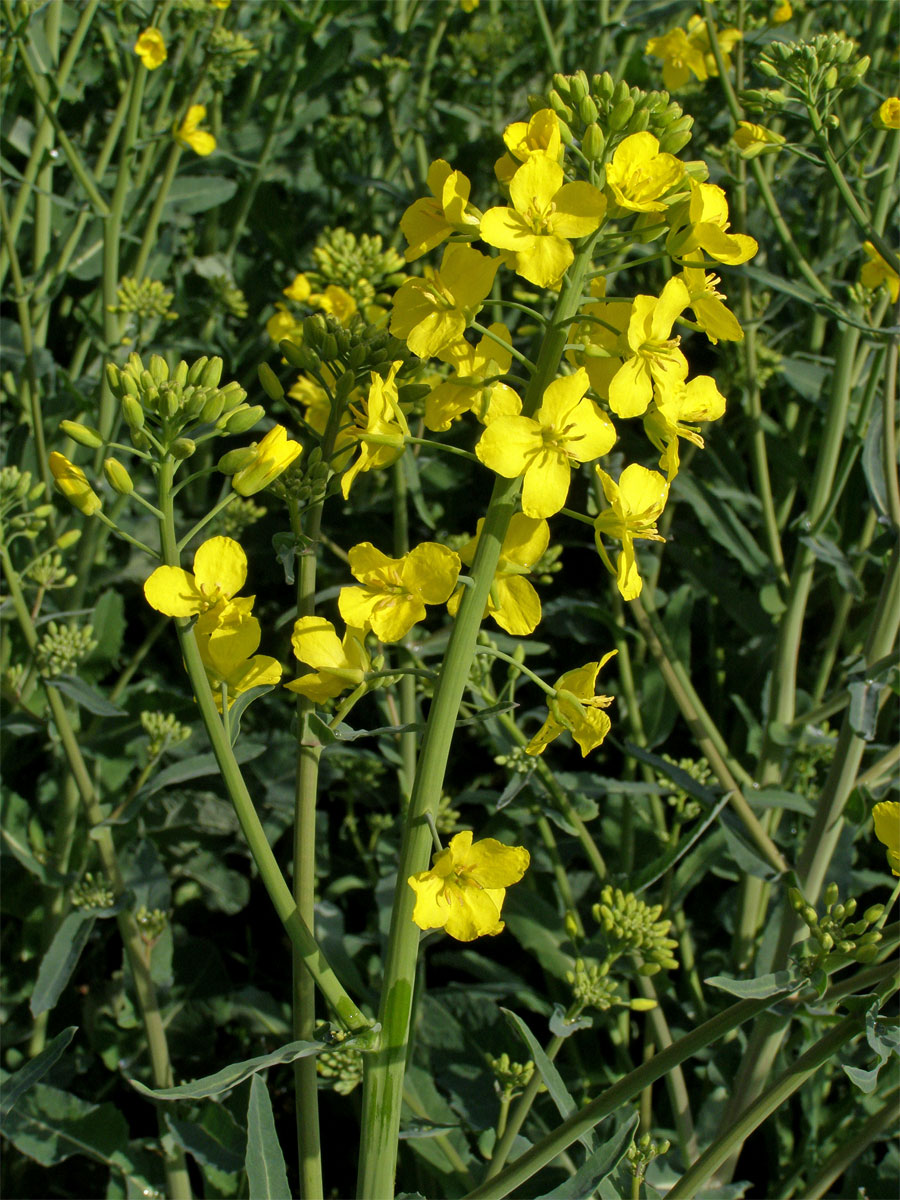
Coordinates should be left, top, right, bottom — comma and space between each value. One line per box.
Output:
667, 983, 897, 1200
356, 231, 602, 1200
801, 1086, 900, 1200
485, 1033, 563, 1181
533, 0, 562, 73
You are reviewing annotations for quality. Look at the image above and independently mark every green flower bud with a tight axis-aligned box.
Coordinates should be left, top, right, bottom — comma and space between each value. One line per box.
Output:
578, 95, 599, 125
582, 123, 605, 162
105, 363, 124, 397
629, 107, 651, 133
173, 361, 189, 386
609, 98, 635, 130
824, 882, 839, 909
258, 362, 284, 400
757, 59, 780, 79
170, 438, 196, 460
569, 72, 588, 103
149, 354, 169, 384
59, 421, 104, 449
56, 528, 82, 549
122, 396, 145, 430
611, 79, 631, 105
217, 446, 257, 474
225, 405, 265, 434
322, 334, 340, 362
186, 356, 209, 386
199, 392, 226, 424
864, 904, 885, 924
831, 903, 845, 922
593, 71, 615, 100
200, 357, 224, 389
280, 339, 320, 373
818, 931, 834, 951
788, 888, 805, 912
849, 55, 870, 79
822, 66, 839, 89
218, 381, 248, 411
854, 944, 879, 962
857, 930, 883, 946
802, 906, 819, 927
103, 458, 134, 494
629, 997, 657, 1011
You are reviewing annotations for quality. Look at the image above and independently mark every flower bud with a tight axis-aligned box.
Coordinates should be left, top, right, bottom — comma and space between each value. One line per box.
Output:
788, 887, 805, 912
258, 362, 284, 400
757, 59, 780, 79
186, 356, 209, 386
55, 529, 82, 549
49, 452, 102, 516
173, 360, 189, 386
609, 98, 635, 130
170, 438, 196, 459
122, 396, 145, 431
224, 405, 265, 434
578, 95, 599, 125
103, 457, 134, 494
280, 339, 320, 373
824, 882, 839, 909
822, 66, 839, 90
105, 363, 124, 397
149, 354, 169, 384
218, 381, 248, 411
569, 72, 588, 103
629, 997, 657, 1011
59, 420, 104, 449
217, 446, 258, 474
581, 123, 605, 162
593, 71, 615, 100
199, 391, 226, 423
864, 904, 885, 924
200, 357, 224, 389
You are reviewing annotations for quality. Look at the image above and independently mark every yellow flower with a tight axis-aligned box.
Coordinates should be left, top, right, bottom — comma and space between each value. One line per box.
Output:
283, 273, 312, 302
569, 280, 634, 399
408, 830, 529, 941
229, 425, 302, 496
494, 108, 562, 185
684, 14, 742, 80
604, 132, 685, 215
860, 242, 900, 302
175, 105, 216, 156
643, 375, 727, 479
212, 0, 231, 8
873, 801, 900, 876
459, 0, 479, 12
338, 541, 461, 643
134, 28, 167, 70
285, 617, 369, 703
771, 1, 792, 23
447, 513, 549, 636
341, 361, 409, 497
594, 464, 668, 600
400, 159, 481, 262
480, 155, 606, 289
645, 27, 707, 90
876, 98, 900, 130
425, 325, 521, 431
390, 244, 499, 359
266, 303, 302, 343
144, 536, 250, 621
666, 180, 758, 265
48, 452, 102, 516
196, 607, 282, 712
289, 370, 356, 467
476, 368, 616, 518
525, 652, 617, 757
312, 284, 357, 325
732, 121, 786, 158
607, 277, 691, 418
679, 261, 744, 344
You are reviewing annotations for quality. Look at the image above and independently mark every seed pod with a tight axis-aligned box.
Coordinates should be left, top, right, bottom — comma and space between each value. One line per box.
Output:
258, 362, 284, 400
60, 421, 104, 449
103, 458, 134, 494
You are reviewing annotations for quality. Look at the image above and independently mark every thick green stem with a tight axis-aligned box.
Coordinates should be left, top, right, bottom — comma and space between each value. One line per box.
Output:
356, 233, 601, 1200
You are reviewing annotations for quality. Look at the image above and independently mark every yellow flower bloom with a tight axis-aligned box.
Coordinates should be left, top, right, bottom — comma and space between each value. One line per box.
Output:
476, 368, 616, 518
860, 242, 900, 302
645, 26, 708, 91
481, 155, 606, 289
771, 1, 792, 23
196, 607, 282, 712
494, 108, 562, 185
684, 14, 742, 79
873, 800, 900, 876
312, 284, 357, 325
285, 617, 369, 703
607, 277, 691, 418
283, 273, 312, 302
175, 105, 216, 156
594, 464, 668, 600
48, 452, 102, 516
266, 303, 302, 343
447, 513, 549, 636
230, 425, 302, 496
459, 0, 479, 12
569, 280, 634, 399
134, 28, 167, 70
679, 261, 744, 344
666, 180, 758, 266
144, 536, 250, 621
338, 541, 461, 643
289, 370, 356, 467
341, 361, 409, 497
425, 325, 520, 431
643, 375, 727, 479
525, 652, 617, 757
605, 132, 685, 214
408, 830, 530, 941
400, 159, 481, 262
876, 98, 900, 130
732, 121, 786, 158
390, 243, 499, 358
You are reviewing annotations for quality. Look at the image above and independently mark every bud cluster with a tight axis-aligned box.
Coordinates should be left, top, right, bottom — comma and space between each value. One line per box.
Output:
140, 710, 191, 759
24, 551, 78, 591
756, 34, 870, 103
135, 905, 168, 942
0, 467, 54, 542
207, 26, 257, 85
219, 495, 267, 539
72, 872, 115, 911
567, 958, 658, 1013
280, 312, 411, 384
267, 444, 329, 506
660, 755, 710, 822
494, 744, 533, 775
789, 883, 884, 965
626, 1131, 672, 1186
36, 620, 97, 678
317, 1042, 364, 1094
487, 1052, 535, 1100
435, 792, 461, 835
530, 70, 693, 164
106, 352, 253, 452
592, 886, 679, 974
310, 227, 406, 311
208, 274, 249, 320
112, 276, 178, 322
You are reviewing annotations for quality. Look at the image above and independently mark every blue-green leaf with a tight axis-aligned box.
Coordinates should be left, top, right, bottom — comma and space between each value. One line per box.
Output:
129, 1036, 336, 1100
30, 914, 96, 1017
0, 1027, 77, 1124
536, 1113, 639, 1200
45, 675, 126, 717
704, 970, 798, 999
245, 1075, 290, 1199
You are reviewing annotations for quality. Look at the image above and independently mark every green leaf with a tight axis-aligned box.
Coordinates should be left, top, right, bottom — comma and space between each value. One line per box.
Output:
45, 674, 126, 717
503, 891, 574, 982
166, 1106, 245, 1178
671, 473, 769, 579
30, 913, 96, 1017
244, 1075, 290, 1199
798, 533, 864, 599
621, 743, 720, 809
535, 1113, 639, 1200
163, 175, 238, 215
502, 1008, 597, 1155
0, 1080, 129, 1168
228, 684, 278, 744
141, 742, 265, 797
848, 678, 882, 741
0, 791, 68, 885
0, 1027, 77, 1124
862, 407, 889, 517
128, 1036, 336, 1100
89, 590, 126, 664
704, 970, 798, 999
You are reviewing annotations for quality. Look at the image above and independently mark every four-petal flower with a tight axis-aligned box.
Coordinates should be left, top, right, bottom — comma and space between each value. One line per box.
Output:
339, 541, 461, 643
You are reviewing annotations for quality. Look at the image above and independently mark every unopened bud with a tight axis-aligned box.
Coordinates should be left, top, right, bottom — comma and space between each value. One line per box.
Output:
824, 882, 839, 908
149, 354, 169, 384
822, 66, 839, 90
581, 123, 605, 161
629, 997, 657, 1011
217, 446, 257, 474
170, 438, 196, 460
121, 396, 145, 430
609, 98, 635, 130
103, 458, 134, 494
60, 421, 104, 449
199, 392, 226, 424
225, 405, 265, 434
56, 529, 82, 550
258, 362, 284, 400
200, 357, 224, 389
864, 904, 885, 924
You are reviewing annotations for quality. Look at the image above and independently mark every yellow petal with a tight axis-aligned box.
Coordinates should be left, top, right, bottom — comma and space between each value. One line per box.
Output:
144, 566, 203, 617
476, 415, 541, 478
490, 575, 541, 636
549, 182, 606, 238
192, 537, 247, 600
403, 542, 461, 605
521, 447, 570, 518
291, 616, 348, 670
